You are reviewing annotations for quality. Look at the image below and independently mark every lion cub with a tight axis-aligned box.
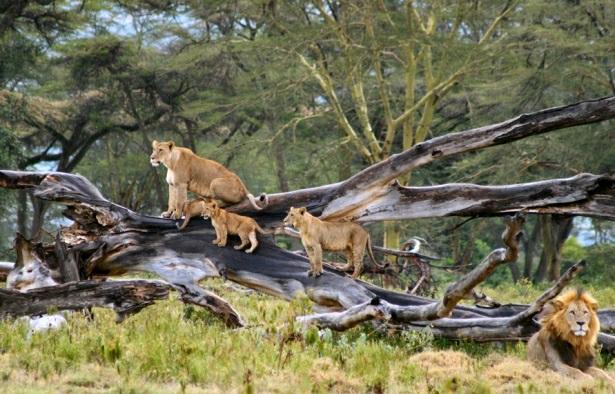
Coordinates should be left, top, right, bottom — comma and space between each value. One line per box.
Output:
177, 199, 208, 230
283, 207, 379, 278
195, 200, 269, 253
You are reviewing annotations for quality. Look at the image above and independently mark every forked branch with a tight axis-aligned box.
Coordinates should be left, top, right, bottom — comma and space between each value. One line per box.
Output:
297, 214, 525, 327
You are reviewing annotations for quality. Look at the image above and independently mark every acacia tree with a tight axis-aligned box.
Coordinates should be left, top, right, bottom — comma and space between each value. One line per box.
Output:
261, 0, 518, 252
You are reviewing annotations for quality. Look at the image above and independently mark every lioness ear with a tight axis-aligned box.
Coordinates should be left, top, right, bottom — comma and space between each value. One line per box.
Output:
168, 141, 175, 150
152, 140, 159, 148
299, 207, 307, 215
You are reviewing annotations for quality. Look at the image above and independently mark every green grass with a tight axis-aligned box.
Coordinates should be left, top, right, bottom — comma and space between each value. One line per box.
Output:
1, 280, 614, 393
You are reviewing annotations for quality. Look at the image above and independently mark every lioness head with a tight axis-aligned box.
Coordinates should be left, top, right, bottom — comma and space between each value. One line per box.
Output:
202, 200, 220, 220
549, 289, 599, 338
150, 140, 175, 167
283, 207, 307, 228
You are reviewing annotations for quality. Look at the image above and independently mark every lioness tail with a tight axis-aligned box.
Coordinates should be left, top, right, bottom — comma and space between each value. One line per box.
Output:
366, 235, 387, 269
246, 193, 269, 210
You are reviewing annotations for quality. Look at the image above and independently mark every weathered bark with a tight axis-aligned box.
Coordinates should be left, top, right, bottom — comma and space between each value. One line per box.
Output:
272, 134, 290, 192
228, 96, 615, 222
297, 297, 391, 331
523, 218, 541, 279
1, 97, 615, 345
0, 280, 170, 322
534, 214, 574, 282
239, 173, 615, 226
299, 260, 615, 352
17, 189, 27, 235
54, 232, 80, 282
298, 214, 523, 328
1, 171, 613, 349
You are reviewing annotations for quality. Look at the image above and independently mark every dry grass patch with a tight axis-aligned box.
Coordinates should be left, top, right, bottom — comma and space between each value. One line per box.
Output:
309, 357, 361, 393
408, 350, 475, 377
482, 354, 612, 393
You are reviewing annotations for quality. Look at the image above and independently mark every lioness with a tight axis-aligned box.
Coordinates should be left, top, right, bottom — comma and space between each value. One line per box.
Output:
202, 200, 270, 253
150, 140, 267, 219
527, 289, 615, 383
283, 207, 380, 278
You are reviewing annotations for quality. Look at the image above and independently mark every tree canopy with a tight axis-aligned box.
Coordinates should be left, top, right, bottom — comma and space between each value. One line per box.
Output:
0, 0, 614, 285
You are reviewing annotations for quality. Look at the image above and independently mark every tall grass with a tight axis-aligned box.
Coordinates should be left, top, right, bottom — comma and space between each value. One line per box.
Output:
0, 280, 613, 393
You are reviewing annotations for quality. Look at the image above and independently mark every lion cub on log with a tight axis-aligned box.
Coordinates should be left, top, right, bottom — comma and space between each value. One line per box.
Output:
177, 199, 209, 230
150, 140, 267, 219
283, 207, 379, 278
527, 289, 615, 383
181, 199, 269, 253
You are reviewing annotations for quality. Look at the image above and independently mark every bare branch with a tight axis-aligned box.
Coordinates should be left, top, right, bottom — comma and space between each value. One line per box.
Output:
510, 260, 586, 325
296, 297, 391, 331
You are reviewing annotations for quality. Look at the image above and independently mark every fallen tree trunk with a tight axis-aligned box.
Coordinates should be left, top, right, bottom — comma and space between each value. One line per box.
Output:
1, 97, 614, 346
0, 280, 170, 322
1, 170, 614, 348
298, 260, 615, 353
229, 96, 615, 223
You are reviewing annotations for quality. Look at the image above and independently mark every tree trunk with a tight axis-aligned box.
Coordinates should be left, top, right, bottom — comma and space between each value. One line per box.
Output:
523, 218, 540, 279
535, 215, 554, 282
273, 135, 290, 192
16, 189, 27, 235
509, 262, 521, 283
29, 193, 48, 239
1, 170, 615, 348
2, 97, 615, 346
548, 215, 573, 281
0, 280, 170, 322
535, 215, 574, 282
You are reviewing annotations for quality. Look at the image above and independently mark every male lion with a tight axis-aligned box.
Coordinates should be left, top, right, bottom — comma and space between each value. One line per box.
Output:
150, 140, 267, 219
283, 206, 380, 278
202, 200, 270, 253
527, 289, 615, 383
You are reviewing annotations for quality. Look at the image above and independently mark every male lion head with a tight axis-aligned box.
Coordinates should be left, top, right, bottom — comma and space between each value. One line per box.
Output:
150, 140, 175, 167
283, 207, 307, 228
202, 200, 220, 220
542, 289, 599, 346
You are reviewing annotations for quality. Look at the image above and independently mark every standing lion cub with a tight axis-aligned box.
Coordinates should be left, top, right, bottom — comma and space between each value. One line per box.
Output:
283, 207, 380, 278
150, 140, 267, 219
190, 200, 271, 253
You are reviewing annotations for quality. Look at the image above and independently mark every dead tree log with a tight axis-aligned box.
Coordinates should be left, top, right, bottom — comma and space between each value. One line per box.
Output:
1, 97, 615, 342
297, 214, 524, 330
1, 170, 614, 347
229, 96, 615, 223
298, 260, 615, 352
0, 280, 170, 322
